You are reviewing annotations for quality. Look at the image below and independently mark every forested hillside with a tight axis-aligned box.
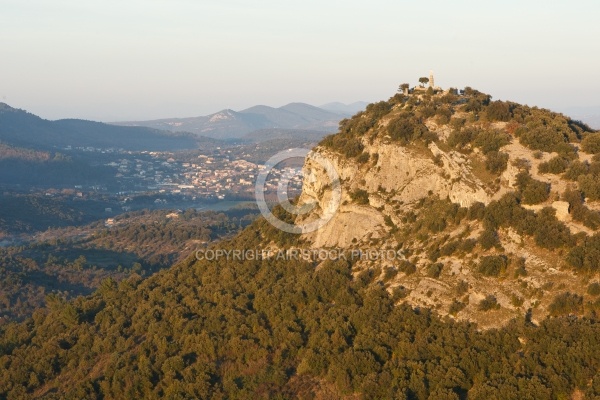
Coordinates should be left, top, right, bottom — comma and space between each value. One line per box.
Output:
0, 208, 256, 324
0, 103, 198, 151
1, 216, 600, 398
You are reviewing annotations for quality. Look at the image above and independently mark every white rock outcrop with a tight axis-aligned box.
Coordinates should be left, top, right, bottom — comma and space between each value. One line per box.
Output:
297, 139, 492, 248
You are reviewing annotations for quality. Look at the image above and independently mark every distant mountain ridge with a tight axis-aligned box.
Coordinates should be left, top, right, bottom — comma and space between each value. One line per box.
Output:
319, 101, 370, 115
241, 128, 329, 144
113, 102, 358, 140
0, 103, 200, 151
561, 106, 600, 130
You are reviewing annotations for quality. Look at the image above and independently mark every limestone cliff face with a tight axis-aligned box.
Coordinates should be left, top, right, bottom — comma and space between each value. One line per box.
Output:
298, 140, 490, 248
297, 136, 582, 249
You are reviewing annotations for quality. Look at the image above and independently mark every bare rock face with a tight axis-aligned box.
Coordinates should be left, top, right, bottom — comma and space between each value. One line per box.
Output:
426, 142, 489, 207
501, 159, 521, 190
297, 140, 491, 248
298, 150, 385, 248
552, 201, 570, 221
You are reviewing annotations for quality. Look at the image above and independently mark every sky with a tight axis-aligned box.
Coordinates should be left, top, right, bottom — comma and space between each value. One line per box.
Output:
1, 0, 599, 121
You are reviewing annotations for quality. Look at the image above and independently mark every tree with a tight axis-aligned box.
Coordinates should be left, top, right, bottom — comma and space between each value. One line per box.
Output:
486, 101, 512, 121
73, 255, 87, 271
478, 255, 508, 277
582, 133, 600, 154
515, 172, 550, 204
548, 292, 583, 316
419, 77, 429, 87
478, 295, 500, 311
398, 83, 410, 93
485, 151, 509, 174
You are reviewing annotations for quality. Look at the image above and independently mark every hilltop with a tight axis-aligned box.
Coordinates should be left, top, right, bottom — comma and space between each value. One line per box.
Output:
297, 85, 600, 328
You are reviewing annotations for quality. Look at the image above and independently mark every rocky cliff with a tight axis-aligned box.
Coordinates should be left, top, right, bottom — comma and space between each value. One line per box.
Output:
292, 87, 600, 328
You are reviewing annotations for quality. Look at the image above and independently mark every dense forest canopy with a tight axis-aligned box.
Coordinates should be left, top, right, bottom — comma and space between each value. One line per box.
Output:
1, 216, 600, 398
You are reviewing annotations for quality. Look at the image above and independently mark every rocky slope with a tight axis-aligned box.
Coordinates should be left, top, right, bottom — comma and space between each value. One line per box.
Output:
294, 87, 600, 328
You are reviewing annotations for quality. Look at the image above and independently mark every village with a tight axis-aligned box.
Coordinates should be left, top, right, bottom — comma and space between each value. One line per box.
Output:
95, 147, 305, 201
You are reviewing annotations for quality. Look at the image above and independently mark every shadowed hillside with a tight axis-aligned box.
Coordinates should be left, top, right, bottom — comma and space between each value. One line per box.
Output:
0, 103, 200, 151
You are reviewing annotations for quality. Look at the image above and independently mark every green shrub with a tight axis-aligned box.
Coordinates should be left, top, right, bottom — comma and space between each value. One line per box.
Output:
563, 188, 600, 229
397, 260, 416, 275
538, 156, 569, 174
447, 127, 478, 151
387, 113, 432, 144
510, 294, 524, 307
449, 117, 466, 131
512, 157, 532, 171
392, 286, 410, 300
467, 202, 486, 220
485, 101, 513, 122
426, 262, 444, 278
478, 295, 500, 311
532, 208, 574, 249
419, 105, 436, 119
383, 267, 399, 281
320, 134, 364, 158
566, 234, 600, 272
478, 255, 508, 277
350, 189, 369, 205
440, 241, 459, 257
482, 192, 523, 230
582, 133, 600, 154
383, 215, 396, 230
485, 151, 509, 174
459, 238, 477, 253
371, 152, 379, 165
516, 172, 550, 204
548, 292, 583, 316
479, 228, 500, 250
563, 160, 589, 181
428, 248, 441, 262
448, 300, 466, 315
435, 107, 452, 124
455, 280, 469, 295
473, 129, 511, 154
522, 182, 550, 204
517, 113, 575, 154
587, 282, 600, 296
419, 209, 447, 233
365, 101, 393, 120
356, 152, 370, 164
463, 89, 491, 112
554, 142, 578, 158
578, 174, 600, 201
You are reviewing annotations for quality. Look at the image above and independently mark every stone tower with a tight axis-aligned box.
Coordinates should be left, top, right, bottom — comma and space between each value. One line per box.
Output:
429, 71, 434, 88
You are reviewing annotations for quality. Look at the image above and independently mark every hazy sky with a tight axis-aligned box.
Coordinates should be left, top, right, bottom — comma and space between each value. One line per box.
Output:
1, 0, 599, 121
